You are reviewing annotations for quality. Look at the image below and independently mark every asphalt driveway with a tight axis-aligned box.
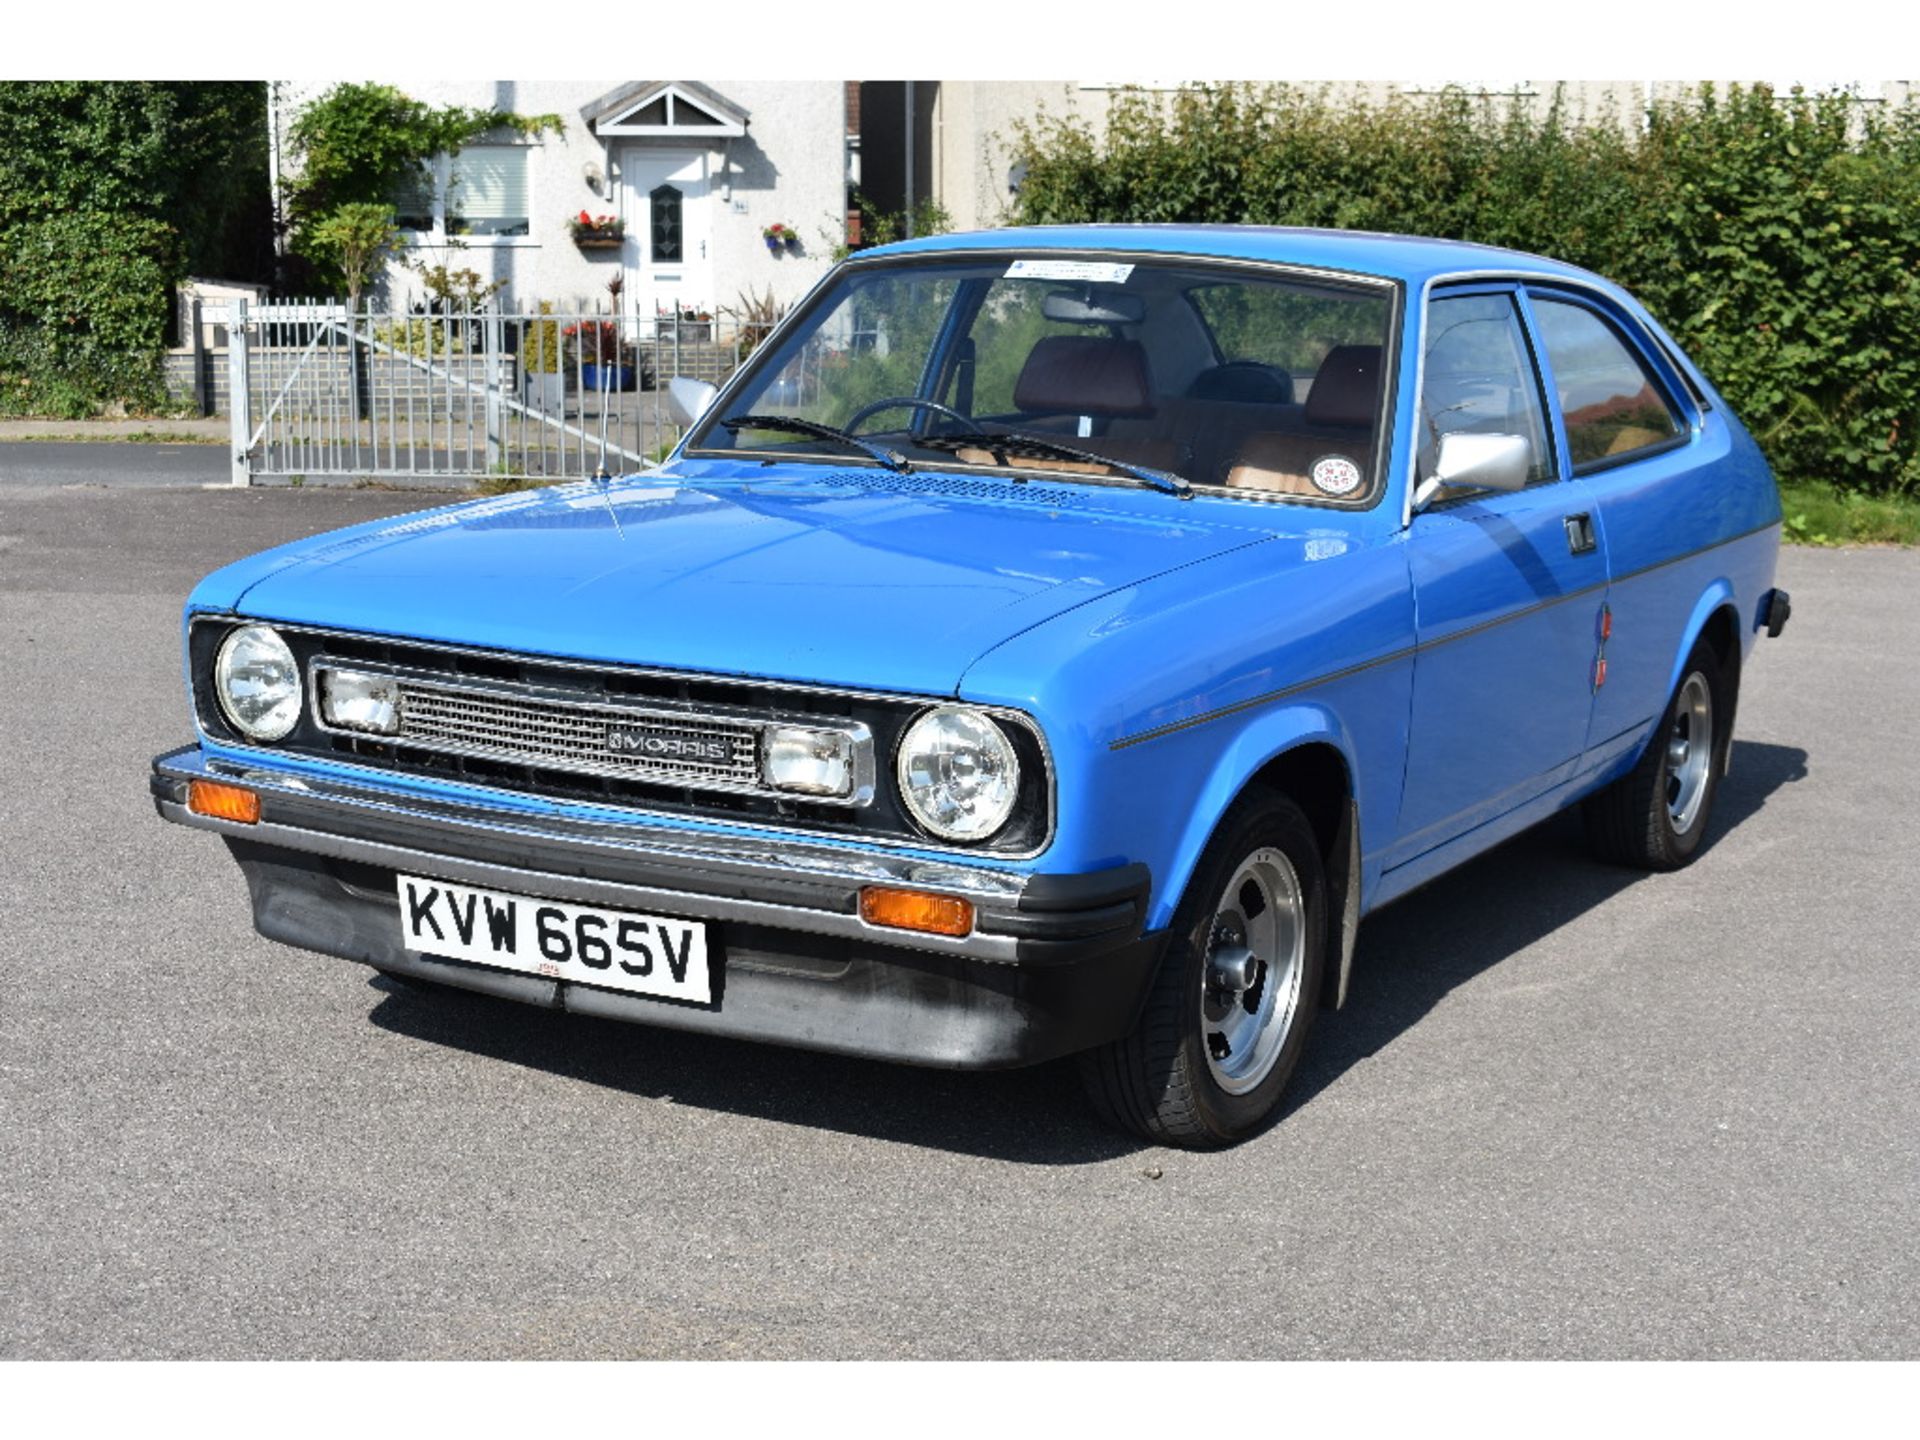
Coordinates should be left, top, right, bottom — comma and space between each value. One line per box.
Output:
1, 448, 1914, 1358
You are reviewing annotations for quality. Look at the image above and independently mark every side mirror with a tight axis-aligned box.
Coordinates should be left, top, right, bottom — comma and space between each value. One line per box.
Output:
1412, 432, 1532, 512
666, 376, 718, 429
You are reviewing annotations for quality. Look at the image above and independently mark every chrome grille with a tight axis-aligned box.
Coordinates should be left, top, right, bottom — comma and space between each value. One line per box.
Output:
389, 678, 760, 787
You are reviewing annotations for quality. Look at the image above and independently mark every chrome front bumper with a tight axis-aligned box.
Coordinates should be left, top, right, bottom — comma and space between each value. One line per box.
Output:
149, 746, 1149, 967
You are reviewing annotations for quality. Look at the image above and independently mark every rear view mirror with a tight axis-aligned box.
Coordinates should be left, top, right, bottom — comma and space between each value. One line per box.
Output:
1041, 287, 1146, 326
1413, 432, 1532, 511
667, 377, 718, 428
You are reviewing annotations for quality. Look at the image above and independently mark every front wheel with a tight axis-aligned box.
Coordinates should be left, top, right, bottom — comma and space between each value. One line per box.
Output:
1079, 791, 1327, 1148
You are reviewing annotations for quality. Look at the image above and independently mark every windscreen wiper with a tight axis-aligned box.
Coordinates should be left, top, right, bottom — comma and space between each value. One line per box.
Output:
719, 414, 910, 473
918, 429, 1192, 498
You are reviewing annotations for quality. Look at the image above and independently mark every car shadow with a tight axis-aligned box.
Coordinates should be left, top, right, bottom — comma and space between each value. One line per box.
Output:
1282, 737, 1809, 1116
364, 738, 1807, 1165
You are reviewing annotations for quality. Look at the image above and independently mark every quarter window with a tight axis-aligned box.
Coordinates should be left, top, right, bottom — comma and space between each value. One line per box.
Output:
1531, 297, 1685, 468
1419, 292, 1555, 488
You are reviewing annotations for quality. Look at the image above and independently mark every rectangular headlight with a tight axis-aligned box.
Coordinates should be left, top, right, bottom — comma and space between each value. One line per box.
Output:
319, 668, 401, 735
762, 725, 854, 798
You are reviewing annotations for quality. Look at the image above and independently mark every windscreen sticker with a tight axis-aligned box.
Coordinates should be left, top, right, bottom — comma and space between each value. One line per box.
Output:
1310, 455, 1363, 496
1004, 259, 1136, 283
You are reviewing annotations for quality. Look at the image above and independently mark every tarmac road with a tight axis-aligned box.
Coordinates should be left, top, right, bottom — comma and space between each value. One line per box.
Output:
1, 448, 1915, 1359
0, 439, 231, 488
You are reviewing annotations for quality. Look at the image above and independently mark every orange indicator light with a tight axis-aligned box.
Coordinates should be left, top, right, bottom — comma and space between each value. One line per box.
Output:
859, 886, 975, 938
187, 779, 261, 824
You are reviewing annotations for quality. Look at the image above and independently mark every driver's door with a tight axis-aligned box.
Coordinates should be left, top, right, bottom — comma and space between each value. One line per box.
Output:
1386, 286, 1610, 867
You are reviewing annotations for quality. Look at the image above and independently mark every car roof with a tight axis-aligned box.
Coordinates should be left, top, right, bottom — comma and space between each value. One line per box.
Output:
862, 223, 1612, 291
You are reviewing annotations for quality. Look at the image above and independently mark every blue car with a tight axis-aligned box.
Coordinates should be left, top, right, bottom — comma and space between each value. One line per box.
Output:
151, 226, 1791, 1147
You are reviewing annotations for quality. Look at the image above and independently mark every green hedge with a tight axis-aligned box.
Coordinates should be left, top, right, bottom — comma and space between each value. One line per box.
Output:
0, 212, 174, 415
1008, 85, 1920, 495
0, 81, 268, 417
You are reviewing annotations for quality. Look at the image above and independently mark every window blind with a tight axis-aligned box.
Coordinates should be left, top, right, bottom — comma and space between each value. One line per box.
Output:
449, 147, 530, 236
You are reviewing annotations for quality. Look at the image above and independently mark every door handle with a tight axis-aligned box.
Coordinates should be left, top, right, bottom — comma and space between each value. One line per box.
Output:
1564, 512, 1597, 555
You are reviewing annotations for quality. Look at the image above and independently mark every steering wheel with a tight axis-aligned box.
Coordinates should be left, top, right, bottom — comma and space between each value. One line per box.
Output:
843, 396, 983, 436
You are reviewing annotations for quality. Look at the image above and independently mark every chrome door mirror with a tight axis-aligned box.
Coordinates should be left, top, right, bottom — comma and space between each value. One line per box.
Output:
1412, 432, 1532, 511
666, 376, 719, 429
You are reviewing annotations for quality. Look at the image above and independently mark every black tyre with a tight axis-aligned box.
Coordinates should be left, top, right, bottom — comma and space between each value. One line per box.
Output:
1583, 637, 1733, 870
1079, 789, 1327, 1149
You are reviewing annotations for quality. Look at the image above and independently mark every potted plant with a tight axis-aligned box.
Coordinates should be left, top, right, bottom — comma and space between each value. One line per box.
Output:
659, 304, 714, 342
762, 222, 800, 255
568, 211, 625, 249
564, 319, 636, 393
524, 302, 567, 413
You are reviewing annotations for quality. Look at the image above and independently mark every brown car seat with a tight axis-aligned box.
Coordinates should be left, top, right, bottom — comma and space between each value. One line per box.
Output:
1225, 344, 1382, 498
955, 335, 1186, 476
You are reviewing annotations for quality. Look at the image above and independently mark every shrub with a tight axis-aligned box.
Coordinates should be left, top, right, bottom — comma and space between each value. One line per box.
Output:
0, 81, 268, 415
0, 211, 175, 415
284, 83, 559, 294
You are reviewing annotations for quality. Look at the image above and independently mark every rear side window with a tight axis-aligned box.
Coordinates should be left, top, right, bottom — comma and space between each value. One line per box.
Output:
1530, 298, 1685, 469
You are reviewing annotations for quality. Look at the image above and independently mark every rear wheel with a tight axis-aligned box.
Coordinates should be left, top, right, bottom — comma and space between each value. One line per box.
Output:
1079, 791, 1326, 1148
1583, 636, 1732, 870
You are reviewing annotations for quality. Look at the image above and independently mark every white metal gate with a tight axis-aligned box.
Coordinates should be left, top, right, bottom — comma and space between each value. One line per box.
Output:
220, 298, 746, 487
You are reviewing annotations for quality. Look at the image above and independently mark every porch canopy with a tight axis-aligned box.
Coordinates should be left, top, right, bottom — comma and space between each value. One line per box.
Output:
580, 80, 751, 138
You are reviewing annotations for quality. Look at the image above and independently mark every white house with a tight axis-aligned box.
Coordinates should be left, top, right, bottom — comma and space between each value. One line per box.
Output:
271, 79, 853, 322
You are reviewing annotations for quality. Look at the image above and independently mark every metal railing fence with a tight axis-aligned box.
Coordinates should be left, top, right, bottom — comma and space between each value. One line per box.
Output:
216, 298, 754, 486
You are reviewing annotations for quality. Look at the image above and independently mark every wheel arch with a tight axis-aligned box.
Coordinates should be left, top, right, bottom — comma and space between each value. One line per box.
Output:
1664, 586, 1745, 772
1666, 583, 1743, 700
1153, 710, 1364, 1011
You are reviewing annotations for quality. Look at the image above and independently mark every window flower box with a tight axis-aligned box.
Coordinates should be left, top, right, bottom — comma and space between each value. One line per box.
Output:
568, 211, 625, 249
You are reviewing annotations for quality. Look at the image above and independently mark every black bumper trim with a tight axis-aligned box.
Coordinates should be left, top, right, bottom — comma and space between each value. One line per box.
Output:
1761, 587, 1792, 638
226, 839, 1167, 1070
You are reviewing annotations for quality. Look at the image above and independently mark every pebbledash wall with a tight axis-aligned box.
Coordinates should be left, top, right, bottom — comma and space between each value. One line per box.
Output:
272, 80, 850, 321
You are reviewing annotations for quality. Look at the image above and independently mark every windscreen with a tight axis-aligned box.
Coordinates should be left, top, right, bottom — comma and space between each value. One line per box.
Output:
691, 256, 1395, 505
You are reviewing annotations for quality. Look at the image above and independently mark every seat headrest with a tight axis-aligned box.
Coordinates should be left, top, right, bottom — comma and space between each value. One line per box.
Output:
1013, 336, 1154, 418
1305, 345, 1382, 428
1186, 363, 1293, 404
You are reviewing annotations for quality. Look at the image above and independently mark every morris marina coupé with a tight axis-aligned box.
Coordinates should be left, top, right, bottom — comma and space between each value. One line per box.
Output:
151, 226, 1790, 1147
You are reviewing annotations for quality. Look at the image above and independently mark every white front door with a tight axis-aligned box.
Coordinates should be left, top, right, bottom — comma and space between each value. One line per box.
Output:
623, 148, 712, 325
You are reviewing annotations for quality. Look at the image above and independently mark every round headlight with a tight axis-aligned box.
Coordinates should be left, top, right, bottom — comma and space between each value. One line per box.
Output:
213, 624, 302, 742
896, 706, 1020, 842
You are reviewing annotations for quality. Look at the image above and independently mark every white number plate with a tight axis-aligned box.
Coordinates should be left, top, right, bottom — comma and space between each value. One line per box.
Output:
398, 874, 713, 1005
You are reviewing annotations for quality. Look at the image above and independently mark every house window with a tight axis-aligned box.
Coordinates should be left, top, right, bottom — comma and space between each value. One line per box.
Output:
394, 168, 436, 234
393, 146, 533, 242
449, 146, 531, 237
650, 184, 684, 262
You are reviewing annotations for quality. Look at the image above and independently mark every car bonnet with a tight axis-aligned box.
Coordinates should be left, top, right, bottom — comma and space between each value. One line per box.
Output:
206, 466, 1285, 696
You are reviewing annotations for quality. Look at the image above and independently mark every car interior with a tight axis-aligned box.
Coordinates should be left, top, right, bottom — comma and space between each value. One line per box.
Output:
940, 278, 1387, 501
